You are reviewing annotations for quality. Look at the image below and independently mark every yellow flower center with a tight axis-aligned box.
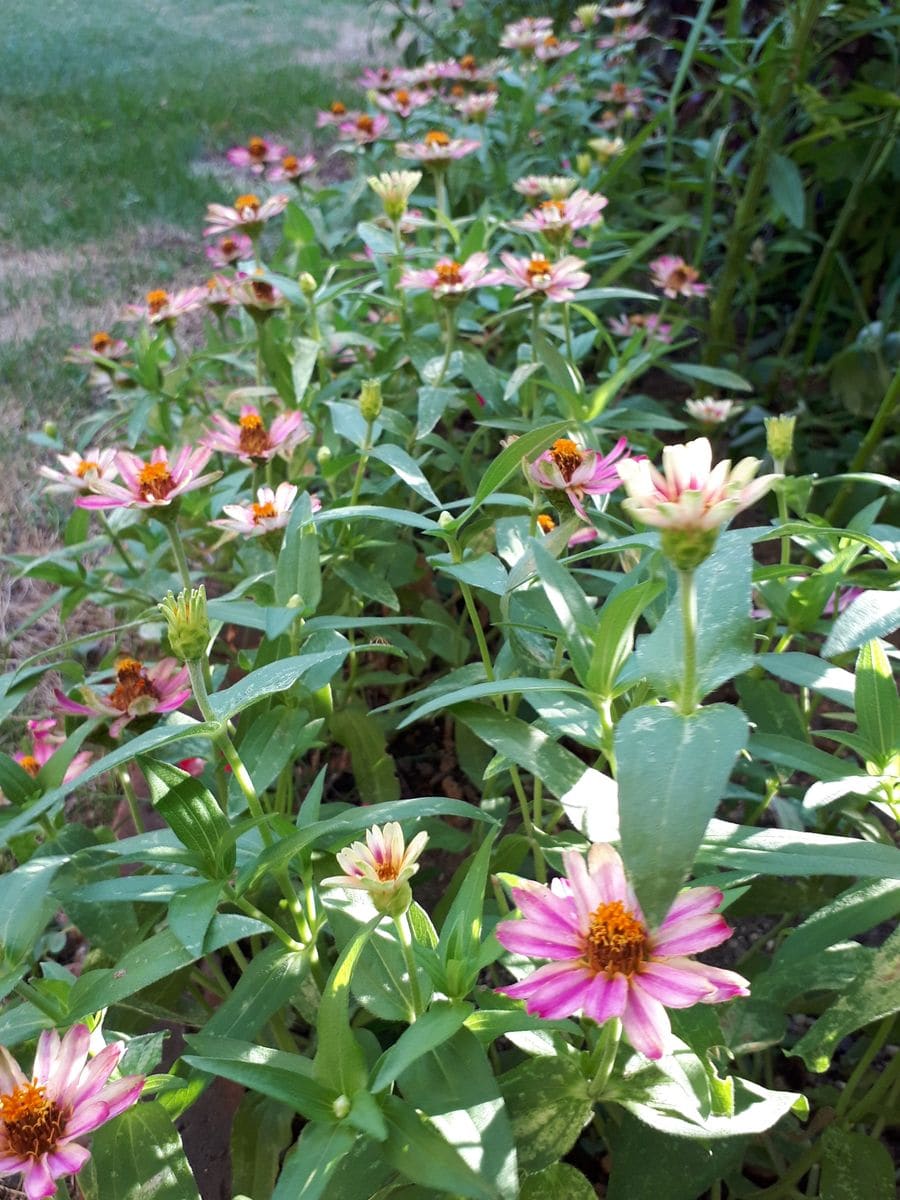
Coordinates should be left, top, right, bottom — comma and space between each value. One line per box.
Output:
247, 137, 267, 160
331, 100, 347, 115
91, 331, 112, 352
526, 255, 552, 282
110, 658, 159, 712
375, 859, 400, 882
282, 154, 299, 172
537, 514, 556, 533
137, 460, 176, 501
235, 193, 260, 214
585, 899, 647, 976
424, 130, 450, 147
76, 459, 100, 478
550, 438, 583, 481
435, 260, 463, 286
18, 755, 40, 777
238, 412, 271, 455
251, 501, 277, 523
0, 1081, 67, 1159
145, 289, 169, 315
357, 115, 375, 133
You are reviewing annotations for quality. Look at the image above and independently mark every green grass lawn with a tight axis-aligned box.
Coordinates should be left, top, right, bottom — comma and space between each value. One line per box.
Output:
0, 0, 377, 551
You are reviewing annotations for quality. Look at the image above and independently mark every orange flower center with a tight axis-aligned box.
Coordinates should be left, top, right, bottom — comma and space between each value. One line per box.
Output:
666, 264, 699, 290
282, 154, 299, 172
611, 82, 628, 101
375, 859, 400, 882
137, 460, 176, 501
109, 658, 159, 712
251, 501, 277, 523
250, 280, 276, 304
540, 199, 567, 216
76, 459, 100, 478
550, 438, 583, 481
247, 137, 267, 159
526, 255, 552, 282
537, 514, 556, 533
146, 289, 169, 315
357, 115, 375, 133
459, 54, 476, 70
91, 331, 112, 353
585, 899, 647, 976
450, 83, 466, 98
435, 260, 463, 286
221, 237, 238, 255
235, 193, 260, 214
544, 35, 560, 47
394, 89, 410, 105
424, 130, 450, 147
238, 412, 271, 455
331, 100, 347, 115
18, 755, 40, 777
0, 1081, 67, 1159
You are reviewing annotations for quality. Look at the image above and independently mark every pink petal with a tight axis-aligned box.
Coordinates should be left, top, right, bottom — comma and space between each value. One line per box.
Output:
661, 886, 723, 927
636, 961, 718, 1007
562, 849, 602, 919
69, 1042, 121, 1104
495, 920, 583, 959
89, 1074, 144, 1119
0, 1151, 29, 1172
502, 960, 592, 1019
47, 1141, 91, 1175
0, 1045, 28, 1093
21, 1156, 57, 1200
585, 843, 628, 905
512, 886, 580, 934
32, 1028, 61, 1085
664, 958, 750, 1003
621, 982, 671, 1059
64, 1100, 110, 1139
581, 971, 628, 1024
45, 1024, 90, 1108
651, 913, 732, 957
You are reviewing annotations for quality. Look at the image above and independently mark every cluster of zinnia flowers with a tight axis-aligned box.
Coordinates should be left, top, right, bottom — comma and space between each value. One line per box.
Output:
225, 136, 316, 185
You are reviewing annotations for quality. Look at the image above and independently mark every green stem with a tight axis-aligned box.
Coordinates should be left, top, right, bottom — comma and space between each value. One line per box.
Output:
349, 420, 375, 508
825, 362, 900, 525
223, 884, 304, 952
432, 169, 449, 234
562, 301, 574, 366
587, 1018, 622, 1097
434, 305, 456, 386
14, 980, 66, 1021
678, 569, 699, 715
394, 912, 424, 1020
835, 1014, 895, 1118
163, 520, 193, 590
118, 767, 145, 833
99, 513, 139, 576
775, 470, 791, 567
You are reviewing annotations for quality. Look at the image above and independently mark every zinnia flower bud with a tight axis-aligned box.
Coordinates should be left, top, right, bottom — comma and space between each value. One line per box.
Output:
765, 414, 797, 468
359, 378, 383, 423
158, 585, 211, 662
299, 272, 318, 296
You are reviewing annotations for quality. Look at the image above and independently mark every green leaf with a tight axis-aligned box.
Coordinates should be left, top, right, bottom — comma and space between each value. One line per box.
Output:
749, 732, 847, 783
758, 652, 855, 708
168, 880, 221, 957
498, 1056, 593, 1175
272, 1122, 358, 1200
291, 336, 320, 403
380, 1094, 501, 1200
0, 856, 64, 967
357, 220, 396, 255
368, 444, 441, 506
820, 1127, 896, 1200
666, 362, 753, 392
398, 1029, 517, 1200
770, 879, 900, 968
275, 491, 321, 612
330, 705, 400, 804
79, 1101, 201, 1200
417, 385, 457, 437
205, 943, 310, 1039
531, 542, 595, 686
605, 1111, 746, 1200
141, 758, 234, 878
698, 819, 900, 879
314, 916, 381, 1096
208, 643, 351, 720
231, 1092, 295, 1200
449, 421, 569, 530
184, 1034, 336, 1122
855, 639, 899, 764
439, 831, 498, 993
398, 677, 585, 729
823, 590, 900, 656
789, 925, 900, 1071
520, 1165, 595, 1200
768, 152, 805, 227
587, 578, 665, 697
0, 752, 39, 806
615, 705, 748, 924
371, 1001, 472, 1093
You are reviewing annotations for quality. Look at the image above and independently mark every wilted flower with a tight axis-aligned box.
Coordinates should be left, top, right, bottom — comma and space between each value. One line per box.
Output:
514, 174, 578, 199
338, 113, 391, 146
373, 87, 432, 118
39, 449, 119, 494
534, 34, 580, 60
649, 255, 709, 299
124, 287, 207, 324
608, 312, 673, 343
529, 437, 633, 519
75, 445, 218, 511
513, 188, 609, 243
11, 718, 92, 785
0, 1024, 143, 1200
267, 152, 317, 183
322, 821, 428, 916
588, 135, 625, 162
496, 843, 749, 1060
483, 252, 590, 302
368, 170, 422, 221
500, 16, 555, 52
203, 193, 290, 237
399, 252, 490, 299
396, 130, 480, 165
204, 233, 253, 267
203, 404, 308, 462
55, 657, 192, 737
685, 397, 742, 426
225, 135, 286, 172
210, 482, 307, 538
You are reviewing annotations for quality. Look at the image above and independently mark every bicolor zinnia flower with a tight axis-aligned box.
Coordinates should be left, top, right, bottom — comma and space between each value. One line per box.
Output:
649, 255, 709, 299
500, 16, 555, 52
396, 130, 480, 165
495, 843, 749, 1060
55, 657, 192, 738
338, 113, 391, 146
204, 233, 253, 267
267, 152, 317, 183
203, 193, 290, 237
685, 397, 742, 426
616, 436, 776, 533
210, 482, 304, 538
322, 821, 428, 916
225, 135, 286, 172
588, 135, 625, 162
39, 449, 118, 494
534, 34, 579, 60
528, 436, 633, 519
373, 87, 432, 118
513, 188, 608, 243
399, 252, 490, 299
0, 1024, 143, 1200
600, 1, 645, 18
608, 312, 673, 343
453, 92, 498, 122
75, 445, 218, 511
483, 252, 590, 302
124, 287, 207, 324
11, 718, 92, 785
202, 405, 308, 462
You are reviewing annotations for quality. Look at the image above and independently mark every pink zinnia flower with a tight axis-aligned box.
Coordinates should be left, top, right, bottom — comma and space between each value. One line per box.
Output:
483, 252, 590, 302
0, 1024, 143, 1200
75, 445, 218, 511
11, 718, 92, 785
453, 92, 498, 122
597, 81, 644, 104
496, 843, 749, 1060
55, 657, 192, 738
229, 273, 288, 318
267, 152, 316, 182
616, 436, 777, 532
396, 130, 480, 165
211, 483, 310, 538
500, 16, 555, 52
322, 821, 428, 899
204, 233, 253, 266
225, 136, 286, 173
608, 312, 673, 343
316, 100, 356, 127
65, 331, 129, 367
203, 405, 308, 462
514, 174, 577, 199
600, 1, 645, 18
124, 287, 207, 324
203, 274, 237, 313
338, 113, 391, 146
203, 193, 290, 237
534, 34, 580, 60
399, 252, 490, 299
39, 449, 118, 494
529, 436, 633, 520
357, 67, 401, 91
373, 87, 432, 118
685, 397, 742, 426
513, 188, 609, 243
649, 255, 709, 299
